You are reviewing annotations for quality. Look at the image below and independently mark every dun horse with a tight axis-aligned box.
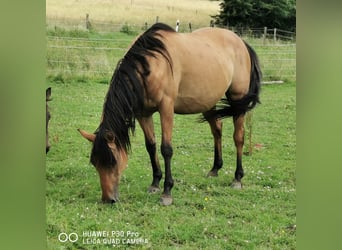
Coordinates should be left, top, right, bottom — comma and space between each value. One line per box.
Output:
46, 87, 52, 154
79, 23, 261, 205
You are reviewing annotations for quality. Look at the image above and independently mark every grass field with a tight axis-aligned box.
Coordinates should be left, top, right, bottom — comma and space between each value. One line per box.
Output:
46, 79, 296, 249
46, 0, 220, 31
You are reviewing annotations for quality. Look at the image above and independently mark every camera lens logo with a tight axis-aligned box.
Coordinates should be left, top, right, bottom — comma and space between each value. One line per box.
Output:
58, 232, 78, 243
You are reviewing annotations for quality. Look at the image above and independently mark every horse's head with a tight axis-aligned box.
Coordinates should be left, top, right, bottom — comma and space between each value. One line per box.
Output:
78, 128, 128, 203
46, 87, 52, 153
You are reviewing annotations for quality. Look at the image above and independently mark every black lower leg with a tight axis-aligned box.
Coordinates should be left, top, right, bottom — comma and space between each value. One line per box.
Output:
213, 147, 223, 169
233, 115, 245, 184
206, 118, 223, 176
145, 140, 162, 187
209, 147, 223, 175
235, 156, 244, 181
161, 143, 174, 196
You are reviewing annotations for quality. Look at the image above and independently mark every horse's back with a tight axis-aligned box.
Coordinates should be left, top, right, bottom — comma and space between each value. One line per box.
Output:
153, 28, 251, 113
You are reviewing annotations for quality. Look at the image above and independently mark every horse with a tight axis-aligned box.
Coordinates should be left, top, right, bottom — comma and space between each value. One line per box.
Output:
46, 87, 52, 154
78, 23, 262, 205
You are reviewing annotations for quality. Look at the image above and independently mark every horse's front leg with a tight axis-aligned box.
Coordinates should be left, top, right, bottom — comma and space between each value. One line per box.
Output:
138, 116, 162, 193
231, 114, 245, 189
159, 98, 174, 206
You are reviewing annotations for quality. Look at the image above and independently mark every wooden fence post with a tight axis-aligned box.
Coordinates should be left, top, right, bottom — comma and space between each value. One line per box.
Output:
155, 16, 159, 23
86, 13, 92, 30
274, 28, 277, 42
189, 22, 192, 32
263, 27, 267, 45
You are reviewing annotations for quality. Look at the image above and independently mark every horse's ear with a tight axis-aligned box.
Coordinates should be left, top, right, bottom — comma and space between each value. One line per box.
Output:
78, 129, 96, 142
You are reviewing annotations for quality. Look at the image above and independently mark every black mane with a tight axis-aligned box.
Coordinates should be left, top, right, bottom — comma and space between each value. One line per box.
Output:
90, 23, 175, 168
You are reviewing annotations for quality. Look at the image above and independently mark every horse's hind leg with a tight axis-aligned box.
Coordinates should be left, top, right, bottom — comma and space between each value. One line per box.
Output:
231, 114, 245, 189
138, 117, 162, 193
204, 115, 223, 177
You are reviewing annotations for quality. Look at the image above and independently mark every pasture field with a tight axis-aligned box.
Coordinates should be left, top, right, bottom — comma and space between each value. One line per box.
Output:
46, 79, 296, 249
46, 0, 220, 31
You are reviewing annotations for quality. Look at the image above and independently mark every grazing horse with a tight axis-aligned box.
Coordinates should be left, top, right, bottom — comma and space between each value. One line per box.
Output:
79, 23, 261, 205
46, 87, 52, 154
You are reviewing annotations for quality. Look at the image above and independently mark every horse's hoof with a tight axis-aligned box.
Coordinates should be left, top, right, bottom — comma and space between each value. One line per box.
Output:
148, 186, 160, 193
207, 171, 218, 177
230, 180, 243, 189
160, 195, 173, 206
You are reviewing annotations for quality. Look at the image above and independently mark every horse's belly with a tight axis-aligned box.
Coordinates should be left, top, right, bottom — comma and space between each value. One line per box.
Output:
174, 97, 217, 114
173, 69, 230, 114
174, 85, 227, 114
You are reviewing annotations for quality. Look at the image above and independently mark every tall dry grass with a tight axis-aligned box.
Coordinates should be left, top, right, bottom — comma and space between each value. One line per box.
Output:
46, 0, 220, 27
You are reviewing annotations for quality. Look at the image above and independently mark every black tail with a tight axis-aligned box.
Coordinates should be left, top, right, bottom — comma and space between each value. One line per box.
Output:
242, 41, 262, 110
203, 41, 262, 121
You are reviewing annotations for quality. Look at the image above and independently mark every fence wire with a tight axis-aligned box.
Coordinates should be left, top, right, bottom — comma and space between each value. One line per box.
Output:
46, 34, 296, 82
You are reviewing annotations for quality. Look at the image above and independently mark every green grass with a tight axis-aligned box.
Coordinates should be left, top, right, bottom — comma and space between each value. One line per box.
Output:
46, 80, 296, 249
46, 29, 132, 83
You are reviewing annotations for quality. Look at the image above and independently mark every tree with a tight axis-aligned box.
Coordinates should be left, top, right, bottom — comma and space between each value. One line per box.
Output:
212, 0, 296, 31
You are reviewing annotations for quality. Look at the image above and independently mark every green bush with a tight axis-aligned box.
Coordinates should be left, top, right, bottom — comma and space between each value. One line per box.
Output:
120, 23, 137, 35
47, 26, 90, 38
